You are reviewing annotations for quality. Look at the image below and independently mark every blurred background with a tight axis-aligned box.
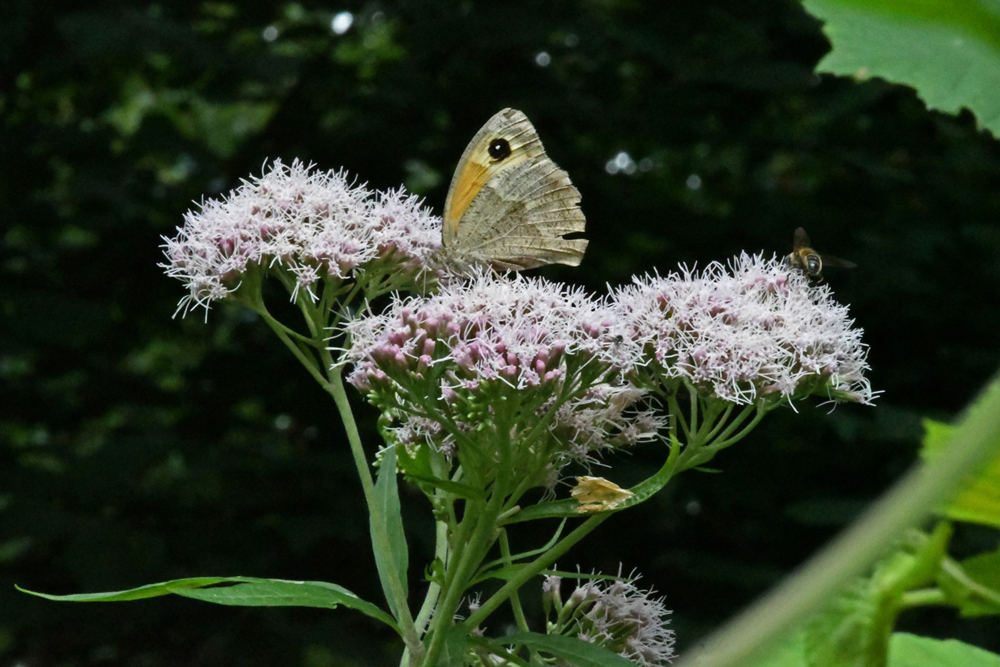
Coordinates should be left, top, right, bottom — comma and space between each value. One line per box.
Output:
3, 1, 1000, 665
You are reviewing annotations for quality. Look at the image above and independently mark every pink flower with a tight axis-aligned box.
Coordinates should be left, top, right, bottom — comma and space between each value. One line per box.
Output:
162, 159, 441, 315
612, 253, 873, 406
344, 269, 655, 475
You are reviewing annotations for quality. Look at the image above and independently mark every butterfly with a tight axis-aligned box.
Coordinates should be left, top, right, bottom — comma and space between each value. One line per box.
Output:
439, 108, 588, 271
785, 227, 856, 282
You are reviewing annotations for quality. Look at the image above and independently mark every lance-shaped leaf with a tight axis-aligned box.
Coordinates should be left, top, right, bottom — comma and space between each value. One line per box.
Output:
371, 446, 410, 623
493, 632, 636, 667
17, 576, 398, 631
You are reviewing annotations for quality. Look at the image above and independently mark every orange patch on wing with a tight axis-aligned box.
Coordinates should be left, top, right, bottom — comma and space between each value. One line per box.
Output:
444, 158, 492, 241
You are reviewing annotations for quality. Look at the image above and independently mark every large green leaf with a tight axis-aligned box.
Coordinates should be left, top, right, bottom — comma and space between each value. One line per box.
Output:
744, 632, 808, 667
17, 577, 398, 631
889, 632, 1000, 666
921, 418, 1000, 529
802, 526, 949, 667
939, 546, 1000, 617
802, 0, 1000, 135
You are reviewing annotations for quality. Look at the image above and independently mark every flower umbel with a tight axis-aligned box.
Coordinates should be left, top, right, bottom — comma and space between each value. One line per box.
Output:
344, 269, 658, 491
162, 158, 441, 315
613, 253, 873, 406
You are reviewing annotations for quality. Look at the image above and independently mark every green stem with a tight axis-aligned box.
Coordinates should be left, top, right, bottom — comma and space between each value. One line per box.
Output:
475, 520, 567, 581
422, 489, 506, 667
412, 452, 454, 642
702, 402, 735, 443
899, 588, 947, 609
256, 308, 330, 393
941, 557, 1000, 608
708, 403, 756, 446
499, 530, 531, 634
258, 281, 422, 659
687, 380, 700, 436
668, 393, 690, 439
705, 402, 769, 453
325, 365, 420, 658
329, 279, 363, 332
414, 518, 447, 636
401, 514, 448, 667
424, 429, 516, 666
463, 513, 611, 630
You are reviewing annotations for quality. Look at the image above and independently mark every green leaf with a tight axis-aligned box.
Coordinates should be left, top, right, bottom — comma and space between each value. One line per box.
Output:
496, 632, 636, 667
402, 472, 485, 502
743, 632, 808, 667
921, 418, 1000, 529
889, 632, 1000, 667
803, 578, 884, 667
424, 557, 445, 586
439, 625, 471, 667
17, 577, 231, 602
939, 546, 1000, 617
802, 0, 1000, 135
372, 446, 410, 623
803, 526, 950, 667
17, 577, 398, 631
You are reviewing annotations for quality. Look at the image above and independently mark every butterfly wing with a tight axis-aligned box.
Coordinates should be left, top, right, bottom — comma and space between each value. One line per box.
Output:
443, 108, 588, 270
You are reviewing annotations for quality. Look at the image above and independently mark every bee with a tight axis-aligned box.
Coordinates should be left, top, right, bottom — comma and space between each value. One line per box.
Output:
785, 227, 856, 282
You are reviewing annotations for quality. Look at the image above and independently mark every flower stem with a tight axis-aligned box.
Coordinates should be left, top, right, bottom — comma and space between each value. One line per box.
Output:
257, 284, 422, 660
422, 490, 506, 667
899, 588, 946, 609
463, 513, 611, 630
499, 530, 531, 634
705, 402, 769, 453
940, 557, 1000, 608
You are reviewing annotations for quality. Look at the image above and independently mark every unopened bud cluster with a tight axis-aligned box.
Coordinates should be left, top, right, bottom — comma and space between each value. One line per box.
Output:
345, 270, 655, 471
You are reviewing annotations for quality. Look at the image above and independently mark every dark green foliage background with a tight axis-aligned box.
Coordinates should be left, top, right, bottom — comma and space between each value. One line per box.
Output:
3, 1, 999, 665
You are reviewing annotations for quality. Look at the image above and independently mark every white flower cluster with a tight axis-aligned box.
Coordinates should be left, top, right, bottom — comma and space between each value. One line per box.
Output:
613, 253, 873, 405
162, 159, 441, 314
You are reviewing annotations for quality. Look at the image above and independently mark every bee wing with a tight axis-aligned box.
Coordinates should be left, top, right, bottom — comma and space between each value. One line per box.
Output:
820, 255, 857, 269
792, 227, 811, 252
